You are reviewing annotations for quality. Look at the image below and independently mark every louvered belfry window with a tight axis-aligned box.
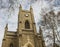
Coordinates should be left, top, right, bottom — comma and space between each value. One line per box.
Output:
25, 20, 30, 29
10, 43, 13, 47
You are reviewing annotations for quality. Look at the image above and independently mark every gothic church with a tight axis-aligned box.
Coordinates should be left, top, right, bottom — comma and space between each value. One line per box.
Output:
2, 5, 46, 47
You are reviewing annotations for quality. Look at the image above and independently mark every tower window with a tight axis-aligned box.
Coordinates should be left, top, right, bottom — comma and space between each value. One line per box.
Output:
25, 20, 30, 29
27, 44, 32, 47
10, 43, 13, 47
28, 46, 30, 47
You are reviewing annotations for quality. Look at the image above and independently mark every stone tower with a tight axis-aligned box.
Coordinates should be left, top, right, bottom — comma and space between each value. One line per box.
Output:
2, 5, 46, 47
17, 5, 37, 47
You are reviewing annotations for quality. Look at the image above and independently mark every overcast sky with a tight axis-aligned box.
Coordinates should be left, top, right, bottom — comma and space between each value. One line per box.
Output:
0, 0, 60, 47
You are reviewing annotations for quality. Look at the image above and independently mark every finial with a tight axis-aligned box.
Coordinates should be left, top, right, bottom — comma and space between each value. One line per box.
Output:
39, 26, 42, 34
4, 23, 8, 38
5, 23, 8, 28
19, 4, 22, 8
30, 5, 33, 10
30, 5, 33, 13
30, 5, 32, 9
19, 4, 22, 11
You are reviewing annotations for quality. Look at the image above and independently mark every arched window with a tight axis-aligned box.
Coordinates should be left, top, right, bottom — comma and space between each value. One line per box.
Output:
27, 44, 32, 47
10, 43, 13, 47
25, 20, 30, 29
28, 45, 30, 47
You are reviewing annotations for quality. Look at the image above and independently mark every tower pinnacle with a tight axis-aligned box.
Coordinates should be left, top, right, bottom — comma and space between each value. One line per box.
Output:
19, 4, 22, 10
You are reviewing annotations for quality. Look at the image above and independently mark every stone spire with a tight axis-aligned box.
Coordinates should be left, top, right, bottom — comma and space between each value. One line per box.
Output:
5, 23, 8, 32
30, 5, 33, 12
19, 4, 22, 10
39, 26, 42, 35
18, 4, 22, 15
18, 4, 22, 17
4, 23, 8, 38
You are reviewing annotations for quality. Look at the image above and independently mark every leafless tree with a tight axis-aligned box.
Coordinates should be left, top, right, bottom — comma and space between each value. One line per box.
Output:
40, 10, 60, 47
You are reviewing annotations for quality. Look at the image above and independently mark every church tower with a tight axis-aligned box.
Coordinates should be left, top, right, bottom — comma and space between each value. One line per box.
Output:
2, 5, 46, 47
17, 5, 37, 47
18, 5, 37, 34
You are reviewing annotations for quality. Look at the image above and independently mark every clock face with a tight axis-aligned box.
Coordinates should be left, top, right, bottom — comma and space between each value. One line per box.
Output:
25, 14, 28, 17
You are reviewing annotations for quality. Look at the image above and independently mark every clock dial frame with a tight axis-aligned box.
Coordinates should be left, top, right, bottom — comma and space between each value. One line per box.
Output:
25, 14, 29, 17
